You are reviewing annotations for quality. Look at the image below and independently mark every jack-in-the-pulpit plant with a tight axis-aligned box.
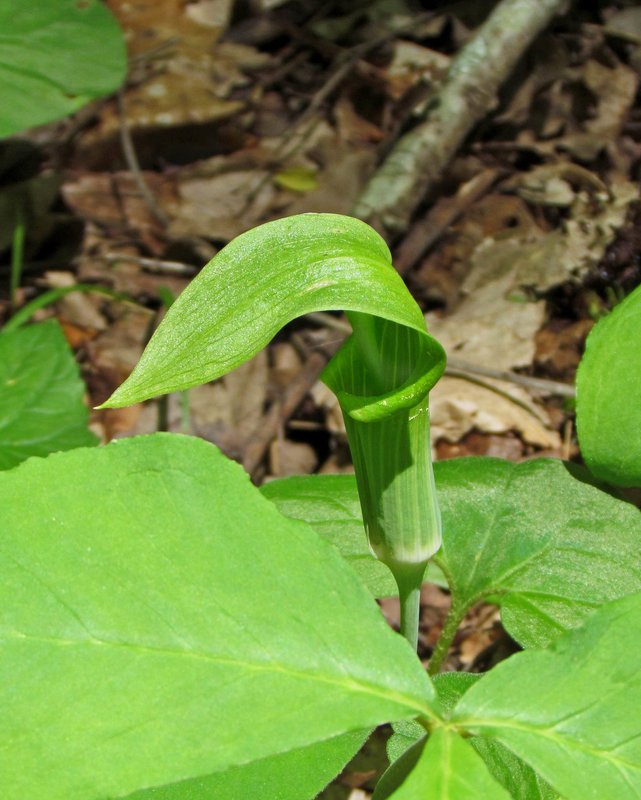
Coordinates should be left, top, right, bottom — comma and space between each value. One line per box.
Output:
2, 213, 641, 800
105, 214, 447, 649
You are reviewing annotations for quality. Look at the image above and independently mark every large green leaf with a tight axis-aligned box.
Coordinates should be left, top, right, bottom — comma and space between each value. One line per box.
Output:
103, 214, 444, 406
453, 592, 641, 799
434, 456, 641, 648
576, 283, 641, 487
0, 434, 436, 800
374, 728, 511, 800
0, 0, 126, 137
0, 320, 98, 469
122, 730, 370, 800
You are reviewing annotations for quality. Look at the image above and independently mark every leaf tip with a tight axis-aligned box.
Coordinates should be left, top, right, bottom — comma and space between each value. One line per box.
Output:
95, 383, 134, 409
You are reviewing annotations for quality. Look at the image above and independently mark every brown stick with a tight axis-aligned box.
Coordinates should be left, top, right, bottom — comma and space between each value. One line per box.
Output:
242, 351, 330, 479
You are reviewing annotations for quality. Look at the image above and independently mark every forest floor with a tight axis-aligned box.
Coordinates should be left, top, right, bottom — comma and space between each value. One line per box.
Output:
3, 1, 641, 795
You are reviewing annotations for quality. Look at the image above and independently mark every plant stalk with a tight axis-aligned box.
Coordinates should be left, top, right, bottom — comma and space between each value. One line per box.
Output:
10, 208, 25, 309
180, 389, 191, 433
392, 560, 429, 652
428, 601, 467, 675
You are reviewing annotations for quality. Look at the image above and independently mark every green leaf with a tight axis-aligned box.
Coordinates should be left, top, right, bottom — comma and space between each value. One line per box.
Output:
102, 214, 443, 407
433, 672, 482, 714
121, 730, 370, 800
260, 474, 447, 596
453, 592, 641, 799
576, 283, 641, 486
471, 740, 559, 800
374, 729, 511, 800
373, 734, 426, 800
433, 674, 559, 800
0, 434, 436, 800
0, 320, 98, 469
434, 457, 641, 647
387, 720, 427, 765
261, 474, 398, 597
0, 0, 127, 137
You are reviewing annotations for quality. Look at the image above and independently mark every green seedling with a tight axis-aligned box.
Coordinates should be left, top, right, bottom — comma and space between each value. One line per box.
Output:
2, 214, 641, 799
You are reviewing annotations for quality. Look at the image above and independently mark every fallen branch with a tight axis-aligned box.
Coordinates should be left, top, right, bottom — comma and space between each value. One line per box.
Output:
351, 0, 568, 234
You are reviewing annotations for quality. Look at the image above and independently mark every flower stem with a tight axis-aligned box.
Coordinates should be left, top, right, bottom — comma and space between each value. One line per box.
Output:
392, 561, 428, 652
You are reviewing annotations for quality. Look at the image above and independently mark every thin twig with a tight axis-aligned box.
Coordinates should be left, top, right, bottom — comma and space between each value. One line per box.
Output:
446, 359, 575, 398
441, 370, 554, 425
585, 21, 641, 47
116, 89, 170, 226
101, 253, 198, 275
128, 36, 179, 65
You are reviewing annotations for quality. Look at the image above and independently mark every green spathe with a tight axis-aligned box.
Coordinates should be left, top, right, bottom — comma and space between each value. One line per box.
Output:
322, 314, 443, 570
101, 214, 443, 406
